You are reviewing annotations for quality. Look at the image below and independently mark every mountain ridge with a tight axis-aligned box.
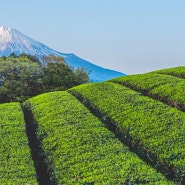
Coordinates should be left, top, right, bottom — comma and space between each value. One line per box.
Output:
0, 26, 125, 81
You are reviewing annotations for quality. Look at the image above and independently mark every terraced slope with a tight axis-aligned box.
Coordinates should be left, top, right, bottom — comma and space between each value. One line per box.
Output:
24, 91, 173, 184
111, 73, 185, 111
70, 82, 185, 184
153, 66, 185, 79
0, 103, 37, 184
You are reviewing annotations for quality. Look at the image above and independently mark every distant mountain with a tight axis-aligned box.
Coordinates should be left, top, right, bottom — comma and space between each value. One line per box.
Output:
0, 26, 125, 81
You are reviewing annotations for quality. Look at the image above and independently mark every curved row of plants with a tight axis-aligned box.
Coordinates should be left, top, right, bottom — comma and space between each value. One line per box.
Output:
110, 73, 185, 111
70, 82, 185, 184
153, 66, 185, 79
24, 91, 173, 184
0, 103, 37, 184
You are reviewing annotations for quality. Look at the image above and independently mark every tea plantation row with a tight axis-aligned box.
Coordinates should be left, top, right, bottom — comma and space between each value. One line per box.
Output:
24, 91, 173, 184
154, 66, 185, 79
70, 82, 185, 184
111, 73, 185, 111
0, 103, 37, 184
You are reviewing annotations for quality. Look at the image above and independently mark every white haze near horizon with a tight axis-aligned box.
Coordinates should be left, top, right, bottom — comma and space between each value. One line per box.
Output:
0, 0, 185, 75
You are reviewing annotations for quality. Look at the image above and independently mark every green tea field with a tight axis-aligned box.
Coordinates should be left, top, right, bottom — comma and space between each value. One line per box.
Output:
0, 66, 185, 184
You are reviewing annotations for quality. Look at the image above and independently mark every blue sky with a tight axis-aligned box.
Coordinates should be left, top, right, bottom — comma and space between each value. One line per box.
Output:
1, 0, 185, 74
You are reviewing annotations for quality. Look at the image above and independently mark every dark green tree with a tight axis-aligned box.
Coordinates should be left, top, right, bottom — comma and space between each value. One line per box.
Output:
42, 55, 90, 91
0, 54, 90, 102
19, 53, 41, 65
43, 62, 78, 91
0, 56, 43, 103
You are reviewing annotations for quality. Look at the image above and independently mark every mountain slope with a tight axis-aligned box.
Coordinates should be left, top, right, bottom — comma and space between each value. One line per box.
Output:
0, 26, 125, 81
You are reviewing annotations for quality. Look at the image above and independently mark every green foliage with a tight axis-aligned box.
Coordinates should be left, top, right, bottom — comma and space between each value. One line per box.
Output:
19, 53, 41, 65
42, 55, 90, 92
42, 62, 78, 91
153, 66, 185, 79
24, 91, 172, 184
1, 63, 184, 183
111, 73, 185, 111
41, 54, 67, 66
71, 82, 185, 184
0, 55, 43, 103
0, 103, 37, 184
74, 67, 90, 84
0, 54, 90, 103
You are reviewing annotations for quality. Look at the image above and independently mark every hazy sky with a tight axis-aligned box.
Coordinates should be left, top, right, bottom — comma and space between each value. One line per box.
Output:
1, 0, 185, 74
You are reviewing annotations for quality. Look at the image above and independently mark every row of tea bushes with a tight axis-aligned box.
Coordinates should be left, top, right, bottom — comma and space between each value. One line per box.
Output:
153, 66, 185, 79
0, 103, 37, 184
24, 91, 173, 184
70, 82, 185, 184
111, 73, 185, 111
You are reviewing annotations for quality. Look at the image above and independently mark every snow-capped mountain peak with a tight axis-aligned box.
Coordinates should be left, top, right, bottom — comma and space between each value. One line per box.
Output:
0, 26, 12, 49
0, 26, 30, 50
0, 26, 125, 81
0, 26, 65, 57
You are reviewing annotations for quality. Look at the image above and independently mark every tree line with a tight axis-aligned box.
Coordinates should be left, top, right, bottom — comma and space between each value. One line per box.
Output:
0, 54, 90, 103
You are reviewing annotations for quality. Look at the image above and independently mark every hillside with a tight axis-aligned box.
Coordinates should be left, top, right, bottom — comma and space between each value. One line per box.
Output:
0, 26, 125, 82
0, 66, 185, 184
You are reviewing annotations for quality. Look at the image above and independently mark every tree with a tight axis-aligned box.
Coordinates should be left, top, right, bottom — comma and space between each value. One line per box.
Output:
42, 55, 90, 91
0, 54, 90, 102
43, 62, 78, 91
41, 55, 66, 67
74, 67, 90, 84
19, 53, 41, 65
0, 56, 43, 103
